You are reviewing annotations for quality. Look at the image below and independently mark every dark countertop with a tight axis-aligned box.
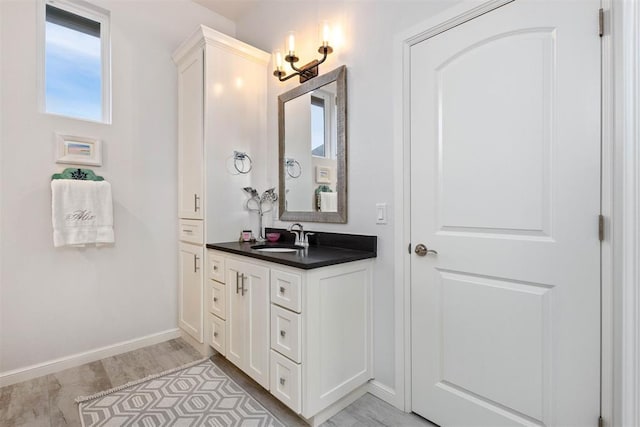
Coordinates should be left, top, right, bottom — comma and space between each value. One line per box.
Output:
206, 230, 377, 270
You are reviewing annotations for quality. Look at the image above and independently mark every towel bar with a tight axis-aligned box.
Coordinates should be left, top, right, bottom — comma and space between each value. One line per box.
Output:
51, 168, 104, 181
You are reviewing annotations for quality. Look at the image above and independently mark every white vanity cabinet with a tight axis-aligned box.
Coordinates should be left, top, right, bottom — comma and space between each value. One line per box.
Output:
207, 249, 373, 425
173, 26, 269, 352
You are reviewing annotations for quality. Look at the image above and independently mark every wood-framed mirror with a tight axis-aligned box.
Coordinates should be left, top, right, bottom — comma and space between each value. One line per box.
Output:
278, 65, 347, 223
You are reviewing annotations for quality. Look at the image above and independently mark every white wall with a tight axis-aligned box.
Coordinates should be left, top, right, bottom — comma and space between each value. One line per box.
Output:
234, 0, 455, 396
0, 0, 234, 374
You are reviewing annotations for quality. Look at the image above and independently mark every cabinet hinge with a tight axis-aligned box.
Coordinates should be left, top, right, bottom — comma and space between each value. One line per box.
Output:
599, 214, 605, 241
408, 243, 412, 254
598, 415, 604, 427
599, 8, 605, 37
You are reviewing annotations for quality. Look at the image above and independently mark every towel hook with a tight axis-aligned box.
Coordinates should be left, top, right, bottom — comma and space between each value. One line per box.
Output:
233, 151, 252, 174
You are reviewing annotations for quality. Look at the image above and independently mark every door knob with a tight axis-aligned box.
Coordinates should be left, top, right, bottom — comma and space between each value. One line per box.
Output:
415, 243, 438, 256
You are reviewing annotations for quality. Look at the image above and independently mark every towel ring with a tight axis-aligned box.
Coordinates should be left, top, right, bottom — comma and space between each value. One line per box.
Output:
233, 151, 252, 174
285, 158, 302, 178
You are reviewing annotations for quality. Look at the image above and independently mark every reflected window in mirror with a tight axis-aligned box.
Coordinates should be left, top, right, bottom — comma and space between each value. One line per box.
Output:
311, 96, 326, 157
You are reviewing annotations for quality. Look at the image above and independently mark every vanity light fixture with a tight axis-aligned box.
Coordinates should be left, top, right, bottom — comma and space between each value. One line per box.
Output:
273, 22, 334, 83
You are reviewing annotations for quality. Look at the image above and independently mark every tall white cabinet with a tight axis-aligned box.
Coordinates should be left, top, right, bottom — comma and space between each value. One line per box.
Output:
173, 26, 269, 352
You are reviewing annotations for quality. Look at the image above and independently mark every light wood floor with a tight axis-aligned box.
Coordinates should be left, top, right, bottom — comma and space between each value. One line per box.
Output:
0, 338, 433, 426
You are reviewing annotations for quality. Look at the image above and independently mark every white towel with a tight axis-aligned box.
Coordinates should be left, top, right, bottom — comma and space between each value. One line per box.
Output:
320, 192, 338, 212
51, 180, 115, 247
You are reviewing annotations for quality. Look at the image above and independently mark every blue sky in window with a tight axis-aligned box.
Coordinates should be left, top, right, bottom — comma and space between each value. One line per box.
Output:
311, 103, 325, 157
46, 22, 101, 121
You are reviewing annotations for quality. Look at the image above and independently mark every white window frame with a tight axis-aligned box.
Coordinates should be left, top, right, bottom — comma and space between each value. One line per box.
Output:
37, 0, 111, 124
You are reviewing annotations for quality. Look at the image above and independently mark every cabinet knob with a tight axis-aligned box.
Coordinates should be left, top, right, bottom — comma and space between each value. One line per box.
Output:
279, 286, 285, 294
213, 332, 218, 337
213, 297, 218, 302
280, 378, 286, 386
280, 330, 286, 338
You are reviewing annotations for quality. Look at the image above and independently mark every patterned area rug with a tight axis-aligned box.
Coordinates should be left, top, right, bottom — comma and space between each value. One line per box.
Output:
76, 358, 284, 426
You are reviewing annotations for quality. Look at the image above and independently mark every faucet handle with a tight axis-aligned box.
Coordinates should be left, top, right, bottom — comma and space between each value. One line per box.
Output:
304, 232, 315, 245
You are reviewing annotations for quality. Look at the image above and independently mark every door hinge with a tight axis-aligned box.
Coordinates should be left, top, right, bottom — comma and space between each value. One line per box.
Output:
599, 8, 604, 37
598, 415, 604, 427
599, 214, 605, 241
408, 243, 412, 254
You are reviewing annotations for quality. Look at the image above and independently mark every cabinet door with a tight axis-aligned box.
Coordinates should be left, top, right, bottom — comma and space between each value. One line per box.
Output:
242, 261, 270, 389
225, 258, 270, 389
177, 47, 204, 219
178, 242, 203, 342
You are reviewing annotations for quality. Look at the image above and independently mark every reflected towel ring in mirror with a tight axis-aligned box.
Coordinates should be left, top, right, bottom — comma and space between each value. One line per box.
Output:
285, 158, 302, 178
233, 151, 252, 174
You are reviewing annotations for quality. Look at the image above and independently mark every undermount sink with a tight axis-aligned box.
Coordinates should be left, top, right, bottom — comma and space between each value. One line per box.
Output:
251, 244, 304, 253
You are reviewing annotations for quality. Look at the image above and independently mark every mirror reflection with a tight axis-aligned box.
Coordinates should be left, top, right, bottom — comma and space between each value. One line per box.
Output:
284, 81, 337, 212
279, 66, 347, 223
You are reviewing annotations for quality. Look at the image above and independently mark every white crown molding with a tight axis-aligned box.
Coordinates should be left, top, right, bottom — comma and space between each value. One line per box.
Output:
172, 25, 270, 65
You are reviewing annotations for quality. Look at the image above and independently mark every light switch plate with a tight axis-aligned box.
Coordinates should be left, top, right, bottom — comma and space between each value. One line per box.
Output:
376, 203, 387, 224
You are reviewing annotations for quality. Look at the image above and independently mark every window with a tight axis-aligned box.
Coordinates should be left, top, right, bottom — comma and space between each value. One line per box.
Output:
42, 0, 110, 122
310, 87, 337, 159
310, 96, 326, 157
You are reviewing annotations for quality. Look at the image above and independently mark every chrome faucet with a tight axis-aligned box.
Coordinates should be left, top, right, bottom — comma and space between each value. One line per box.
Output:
288, 223, 305, 246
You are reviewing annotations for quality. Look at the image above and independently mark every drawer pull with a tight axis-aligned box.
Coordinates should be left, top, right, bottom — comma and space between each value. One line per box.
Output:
279, 286, 285, 294
213, 332, 218, 337
182, 229, 193, 233
280, 330, 286, 338
213, 265, 218, 271
213, 297, 218, 302
280, 377, 285, 386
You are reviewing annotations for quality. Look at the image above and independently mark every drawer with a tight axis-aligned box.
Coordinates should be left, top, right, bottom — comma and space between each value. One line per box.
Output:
208, 280, 226, 319
270, 350, 301, 413
208, 252, 225, 283
271, 305, 301, 363
271, 269, 301, 313
208, 313, 226, 356
179, 219, 203, 244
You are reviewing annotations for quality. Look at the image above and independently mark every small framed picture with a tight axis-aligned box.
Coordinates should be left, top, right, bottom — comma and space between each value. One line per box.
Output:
316, 166, 331, 183
56, 134, 102, 166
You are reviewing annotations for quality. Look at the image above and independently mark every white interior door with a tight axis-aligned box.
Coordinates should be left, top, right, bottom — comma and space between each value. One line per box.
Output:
410, 1, 601, 426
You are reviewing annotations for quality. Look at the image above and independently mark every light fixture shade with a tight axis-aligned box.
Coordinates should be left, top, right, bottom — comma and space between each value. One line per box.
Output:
287, 30, 296, 55
320, 20, 331, 47
272, 49, 284, 71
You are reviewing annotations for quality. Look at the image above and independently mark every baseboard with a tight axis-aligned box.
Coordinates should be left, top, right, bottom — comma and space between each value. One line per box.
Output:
368, 379, 404, 410
179, 330, 214, 357
304, 384, 369, 427
0, 328, 181, 388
